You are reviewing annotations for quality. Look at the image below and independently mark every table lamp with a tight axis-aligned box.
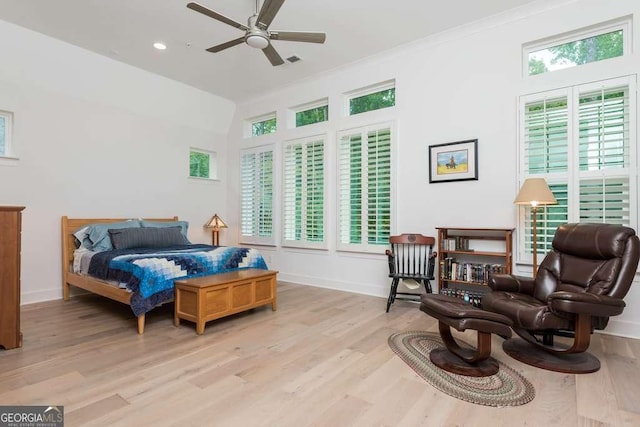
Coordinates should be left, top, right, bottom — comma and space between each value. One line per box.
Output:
204, 214, 227, 246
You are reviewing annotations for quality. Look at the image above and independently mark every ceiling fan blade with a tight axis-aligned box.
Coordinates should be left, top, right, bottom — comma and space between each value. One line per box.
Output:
262, 44, 285, 66
256, 0, 285, 30
270, 31, 326, 44
187, 2, 249, 31
206, 37, 246, 53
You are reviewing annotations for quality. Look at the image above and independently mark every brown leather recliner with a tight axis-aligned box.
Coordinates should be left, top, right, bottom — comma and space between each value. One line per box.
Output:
482, 223, 640, 374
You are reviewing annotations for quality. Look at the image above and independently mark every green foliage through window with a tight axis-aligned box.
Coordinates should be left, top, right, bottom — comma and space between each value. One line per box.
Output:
296, 105, 328, 127
349, 88, 396, 115
252, 117, 277, 136
189, 150, 210, 178
528, 29, 623, 76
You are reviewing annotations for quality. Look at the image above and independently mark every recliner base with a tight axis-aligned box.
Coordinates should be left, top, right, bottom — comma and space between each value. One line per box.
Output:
503, 338, 601, 374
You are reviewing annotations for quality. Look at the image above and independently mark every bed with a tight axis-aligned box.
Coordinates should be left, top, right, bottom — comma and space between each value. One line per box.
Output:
61, 216, 268, 334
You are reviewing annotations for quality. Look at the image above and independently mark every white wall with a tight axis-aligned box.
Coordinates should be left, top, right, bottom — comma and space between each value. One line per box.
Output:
227, 0, 640, 337
0, 19, 236, 303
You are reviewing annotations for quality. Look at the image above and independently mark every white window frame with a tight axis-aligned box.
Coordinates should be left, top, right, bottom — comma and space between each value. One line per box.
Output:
240, 144, 276, 246
188, 147, 218, 180
344, 80, 396, 116
288, 98, 329, 129
282, 134, 327, 249
244, 112, 277, 138
517, 75, 637, 266
337, 121, 395, 254
0, 110, 17, 164
523, 17, 630, 77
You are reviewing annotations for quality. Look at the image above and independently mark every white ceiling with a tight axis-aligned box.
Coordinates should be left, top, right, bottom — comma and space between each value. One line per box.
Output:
0, 0, 539, 102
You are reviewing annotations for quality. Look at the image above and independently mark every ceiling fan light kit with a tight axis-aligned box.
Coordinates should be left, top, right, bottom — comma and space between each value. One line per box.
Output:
187, 0, 326, 66
246, 34, 269, 49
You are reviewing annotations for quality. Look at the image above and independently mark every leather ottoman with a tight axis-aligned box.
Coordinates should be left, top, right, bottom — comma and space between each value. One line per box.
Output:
420, 294, 512, 376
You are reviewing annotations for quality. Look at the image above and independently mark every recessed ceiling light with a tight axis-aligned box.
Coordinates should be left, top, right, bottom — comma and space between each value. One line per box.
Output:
153, 42, 167, 50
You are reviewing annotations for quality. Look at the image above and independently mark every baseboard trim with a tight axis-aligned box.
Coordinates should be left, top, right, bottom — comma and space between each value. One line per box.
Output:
597, 318, 640, 339
21, 288, 62, 305
277, 272, 388, 299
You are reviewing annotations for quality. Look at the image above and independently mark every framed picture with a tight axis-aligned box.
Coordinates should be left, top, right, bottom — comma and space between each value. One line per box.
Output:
428, 139, 478, 183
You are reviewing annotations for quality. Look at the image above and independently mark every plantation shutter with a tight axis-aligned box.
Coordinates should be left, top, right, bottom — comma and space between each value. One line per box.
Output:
283, 137, 325, 247
338, 133, 363, 245
579, 178, 630, 225
306, 141, 325, 242
524, 96, 569, 175
367, 128, 391, 244
240, 147, 274, 244
521, 94, 570, 260
338, 123, 392, 252
576, 83, 632, 227
578, 86, 630, 171
518, 76, 636, 266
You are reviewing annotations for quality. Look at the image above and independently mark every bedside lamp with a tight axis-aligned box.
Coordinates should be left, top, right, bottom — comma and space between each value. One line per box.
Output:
514, 178, 557, 276
204, 214, 227, 246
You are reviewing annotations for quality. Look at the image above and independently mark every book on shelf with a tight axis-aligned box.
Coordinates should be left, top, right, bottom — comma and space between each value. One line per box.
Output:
442, 237, 474, 252
439, 259, 505, 284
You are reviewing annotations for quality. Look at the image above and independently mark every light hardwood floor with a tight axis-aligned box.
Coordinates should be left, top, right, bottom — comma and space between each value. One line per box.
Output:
1, 283, 640, 426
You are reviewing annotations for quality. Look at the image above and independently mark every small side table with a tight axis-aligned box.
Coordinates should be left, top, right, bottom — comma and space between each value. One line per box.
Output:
420, 294, 512, 377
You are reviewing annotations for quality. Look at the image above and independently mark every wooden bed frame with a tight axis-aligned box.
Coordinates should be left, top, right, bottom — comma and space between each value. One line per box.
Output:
61, 216, 179, 334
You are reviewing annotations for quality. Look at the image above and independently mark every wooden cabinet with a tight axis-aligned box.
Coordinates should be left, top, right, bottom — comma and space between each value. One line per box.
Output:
0, 206, 24, 350
436, 227, 513, 296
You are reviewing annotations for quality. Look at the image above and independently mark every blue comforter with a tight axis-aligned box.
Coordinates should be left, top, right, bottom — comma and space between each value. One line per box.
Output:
88, 244, 268, 316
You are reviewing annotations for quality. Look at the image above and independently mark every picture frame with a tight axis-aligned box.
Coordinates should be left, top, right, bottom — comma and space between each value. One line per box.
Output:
428, 139, 478, 183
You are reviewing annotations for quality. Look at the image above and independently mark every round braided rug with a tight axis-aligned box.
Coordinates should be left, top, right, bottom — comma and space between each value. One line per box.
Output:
388, 331, 535, 407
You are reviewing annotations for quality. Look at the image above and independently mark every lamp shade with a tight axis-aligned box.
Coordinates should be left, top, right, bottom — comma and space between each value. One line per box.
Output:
204, 214, 227, 229
514, 178, 557, 207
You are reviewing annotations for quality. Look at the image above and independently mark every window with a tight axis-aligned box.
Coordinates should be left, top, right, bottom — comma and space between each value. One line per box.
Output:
518, 76, 636, 264
295, 101, 328, 127
189, 148, 217, 179
240, 146, 274, 244
526, 19, 628, 76
251, 114, 277, 137
0, 110, 13, 158
282, 136, 325, 248
348, 81, 396, 115
338, 123, 392, 252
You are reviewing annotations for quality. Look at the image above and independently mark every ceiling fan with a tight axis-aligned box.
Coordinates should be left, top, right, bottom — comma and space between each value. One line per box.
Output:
187, 0, 327, 66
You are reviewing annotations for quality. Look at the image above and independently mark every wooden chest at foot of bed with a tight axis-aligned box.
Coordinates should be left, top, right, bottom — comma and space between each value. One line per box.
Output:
174, 269, 278, 334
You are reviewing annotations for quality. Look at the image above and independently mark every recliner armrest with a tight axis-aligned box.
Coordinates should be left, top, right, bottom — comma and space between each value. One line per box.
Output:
487, 274, 535, 295
548, 291, 626, 317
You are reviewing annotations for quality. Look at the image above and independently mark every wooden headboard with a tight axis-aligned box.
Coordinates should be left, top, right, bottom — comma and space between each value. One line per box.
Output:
61, 216, 179, 274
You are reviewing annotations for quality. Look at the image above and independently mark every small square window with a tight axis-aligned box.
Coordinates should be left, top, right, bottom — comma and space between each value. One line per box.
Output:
0, 110, 13, 158
189, 148, 217, 180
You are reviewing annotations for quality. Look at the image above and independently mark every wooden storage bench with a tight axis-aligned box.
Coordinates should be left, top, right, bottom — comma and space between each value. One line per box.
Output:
174, 268, 278, 334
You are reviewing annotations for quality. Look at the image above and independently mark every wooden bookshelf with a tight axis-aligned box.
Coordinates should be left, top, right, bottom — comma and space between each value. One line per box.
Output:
436, 227, 513, 295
